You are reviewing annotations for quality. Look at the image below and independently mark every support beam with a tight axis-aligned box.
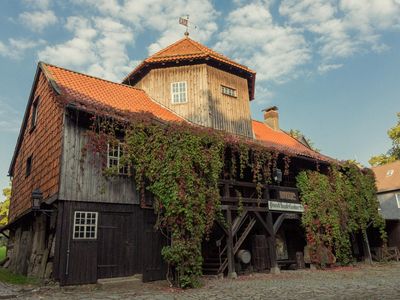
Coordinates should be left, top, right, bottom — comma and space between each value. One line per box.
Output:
254, 211, 273, 236
362, 231, 372, 264
226, 209, 237, 279
266, 211, 279, 274
273, 213, 300, 234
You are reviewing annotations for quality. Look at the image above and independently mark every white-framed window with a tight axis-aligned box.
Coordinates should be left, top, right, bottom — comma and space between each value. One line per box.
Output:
171, 81, 187, 104
396, 193, 400, 208
107, 142, 129, 175
221, 85, 237, 97
73, 211, 98, 240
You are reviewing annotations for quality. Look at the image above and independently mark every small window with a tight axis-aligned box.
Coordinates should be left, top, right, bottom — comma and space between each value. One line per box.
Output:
396, 193, 400, 209
221, 85, 237, 97
171, 81, 187, 104
73, 211, 98, 239
26, 156, 32, 177
387, 169, 394, 177
107, 142, 129, 175
30, 97, 39, 130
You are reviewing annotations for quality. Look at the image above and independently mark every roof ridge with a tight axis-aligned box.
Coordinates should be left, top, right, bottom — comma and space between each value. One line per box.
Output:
145, 36, 191, 61
41, 61, 146, 93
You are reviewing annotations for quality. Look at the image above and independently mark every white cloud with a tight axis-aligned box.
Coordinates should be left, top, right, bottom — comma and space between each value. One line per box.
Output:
39, 0, 218, 81
318, 63, 343, 74
22, 0, 51, 10
38, 16, 138, 81
0, 98, 22, 133
215, 1, 311, 83
19, 10, 57, 32
0, 38, 45, 60
280, 0, 400, 62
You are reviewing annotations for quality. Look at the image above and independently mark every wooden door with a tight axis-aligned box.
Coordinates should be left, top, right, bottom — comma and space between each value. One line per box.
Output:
142, 210, 168, 282
97, 212, 138, 278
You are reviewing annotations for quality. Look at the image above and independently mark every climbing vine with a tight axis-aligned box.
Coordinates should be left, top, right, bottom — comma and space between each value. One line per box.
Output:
84, 113, 288, 288
296, 162, 386, 266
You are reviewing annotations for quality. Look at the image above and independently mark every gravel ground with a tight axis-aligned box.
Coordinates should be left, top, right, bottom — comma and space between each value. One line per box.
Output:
3, 262, 400, 299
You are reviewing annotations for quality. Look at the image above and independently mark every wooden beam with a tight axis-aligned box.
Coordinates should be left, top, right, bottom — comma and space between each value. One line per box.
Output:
266, 211, 278, 271
273, 213, 301, 234
215, 219, 228, 236
226, 208, 237, 278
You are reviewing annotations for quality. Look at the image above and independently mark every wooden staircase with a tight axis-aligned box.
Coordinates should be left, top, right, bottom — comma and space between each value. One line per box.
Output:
203, 213, 256, 275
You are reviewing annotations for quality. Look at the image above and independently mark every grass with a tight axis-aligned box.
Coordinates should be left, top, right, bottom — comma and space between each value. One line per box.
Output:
0, 268, 38, 285
0, 247, 38, 285
0, 246, 6, 261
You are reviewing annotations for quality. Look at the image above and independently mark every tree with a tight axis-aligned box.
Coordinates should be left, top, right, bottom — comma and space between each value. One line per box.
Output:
288, 129, 320, 152
0, 184, 11, 226
369, 112, 400, 167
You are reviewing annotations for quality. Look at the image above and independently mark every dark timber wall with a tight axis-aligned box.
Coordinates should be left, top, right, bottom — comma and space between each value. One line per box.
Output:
58, 111, 139, 204
54, 201, 166, 285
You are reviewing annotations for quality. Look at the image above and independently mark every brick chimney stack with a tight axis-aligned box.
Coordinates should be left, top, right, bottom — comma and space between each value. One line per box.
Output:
263, 106, 279, 131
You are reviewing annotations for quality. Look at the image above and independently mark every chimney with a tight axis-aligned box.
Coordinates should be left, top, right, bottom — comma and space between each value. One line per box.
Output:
263, 106, 279, 131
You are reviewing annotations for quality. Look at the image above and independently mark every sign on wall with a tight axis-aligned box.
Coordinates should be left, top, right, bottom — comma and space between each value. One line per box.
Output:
278, 190, 298, 201
268, 200, 304, 213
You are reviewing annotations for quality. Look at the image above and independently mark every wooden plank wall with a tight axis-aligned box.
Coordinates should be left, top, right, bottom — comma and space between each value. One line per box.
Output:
134, 63, 253, 138
206, 65, 253, 138
134, 64, 211, 127
58, 113, 139, 204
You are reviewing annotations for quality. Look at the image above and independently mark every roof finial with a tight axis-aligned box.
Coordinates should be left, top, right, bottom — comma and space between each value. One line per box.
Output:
179, 15, 190, 37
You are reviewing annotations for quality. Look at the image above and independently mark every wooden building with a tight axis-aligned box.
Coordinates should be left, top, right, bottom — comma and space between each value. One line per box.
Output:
1, 35, 332, 285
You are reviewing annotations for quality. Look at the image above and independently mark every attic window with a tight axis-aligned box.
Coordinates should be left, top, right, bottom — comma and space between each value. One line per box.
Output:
30, 97, 39, 130
26, 156, 32, 177
221, 85, 237, 97
386, 169, 394, 177
171, 81, 187, 104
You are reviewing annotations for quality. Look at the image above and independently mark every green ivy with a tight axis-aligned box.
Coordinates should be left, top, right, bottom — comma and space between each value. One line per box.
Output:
296, 162, 386, 266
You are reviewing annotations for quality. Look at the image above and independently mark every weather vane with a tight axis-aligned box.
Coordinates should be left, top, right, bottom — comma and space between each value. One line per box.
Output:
179, 15, 197, 37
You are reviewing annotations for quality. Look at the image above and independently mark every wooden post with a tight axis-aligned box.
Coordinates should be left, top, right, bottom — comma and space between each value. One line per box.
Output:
266, 211, 280, 274
363, 231, 372, 264
226, 208, 237, 279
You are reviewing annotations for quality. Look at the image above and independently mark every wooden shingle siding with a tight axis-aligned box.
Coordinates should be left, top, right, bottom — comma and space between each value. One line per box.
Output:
134, 64, 211, 127
206, 65, 253, 137
58, 113, 139, 204
135, 64, 253, 138
9, 71, 64, 221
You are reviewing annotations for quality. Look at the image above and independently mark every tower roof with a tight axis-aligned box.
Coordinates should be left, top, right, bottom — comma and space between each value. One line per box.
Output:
122, 36, 256, 100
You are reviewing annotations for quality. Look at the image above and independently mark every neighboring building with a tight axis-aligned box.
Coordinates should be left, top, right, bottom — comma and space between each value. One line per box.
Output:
1, 35, 332, 285
372, 161, 400, 249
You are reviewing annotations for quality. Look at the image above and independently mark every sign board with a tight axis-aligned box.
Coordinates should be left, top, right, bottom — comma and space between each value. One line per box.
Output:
278, 190, 298, 201
268, 200, 304, 213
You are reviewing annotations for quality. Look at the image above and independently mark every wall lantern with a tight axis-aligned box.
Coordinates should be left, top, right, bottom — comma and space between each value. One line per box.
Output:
273, 168, 282, 185
31, 189, 43, 211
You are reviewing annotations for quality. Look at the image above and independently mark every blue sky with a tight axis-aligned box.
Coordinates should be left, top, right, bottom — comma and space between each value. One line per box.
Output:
0, 0, 400, 201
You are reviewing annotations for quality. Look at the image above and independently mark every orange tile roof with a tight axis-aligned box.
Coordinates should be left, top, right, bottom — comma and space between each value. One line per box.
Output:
40, 63, 329, 162
252, 120, 331, 161
372, 160, 400, 193
42, 63, 183, 123
122, 36, 256, 100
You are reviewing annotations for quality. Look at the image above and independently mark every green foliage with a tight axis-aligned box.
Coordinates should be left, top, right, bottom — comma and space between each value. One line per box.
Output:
0, 246, 6, 261
86, 115, 282, 288
369, 112, 400, 166
123, 121, 224, 288
297, 162, 386, 266
0, 267, 38, 285
0, 184, 11, 226
288, 129, 320, 152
